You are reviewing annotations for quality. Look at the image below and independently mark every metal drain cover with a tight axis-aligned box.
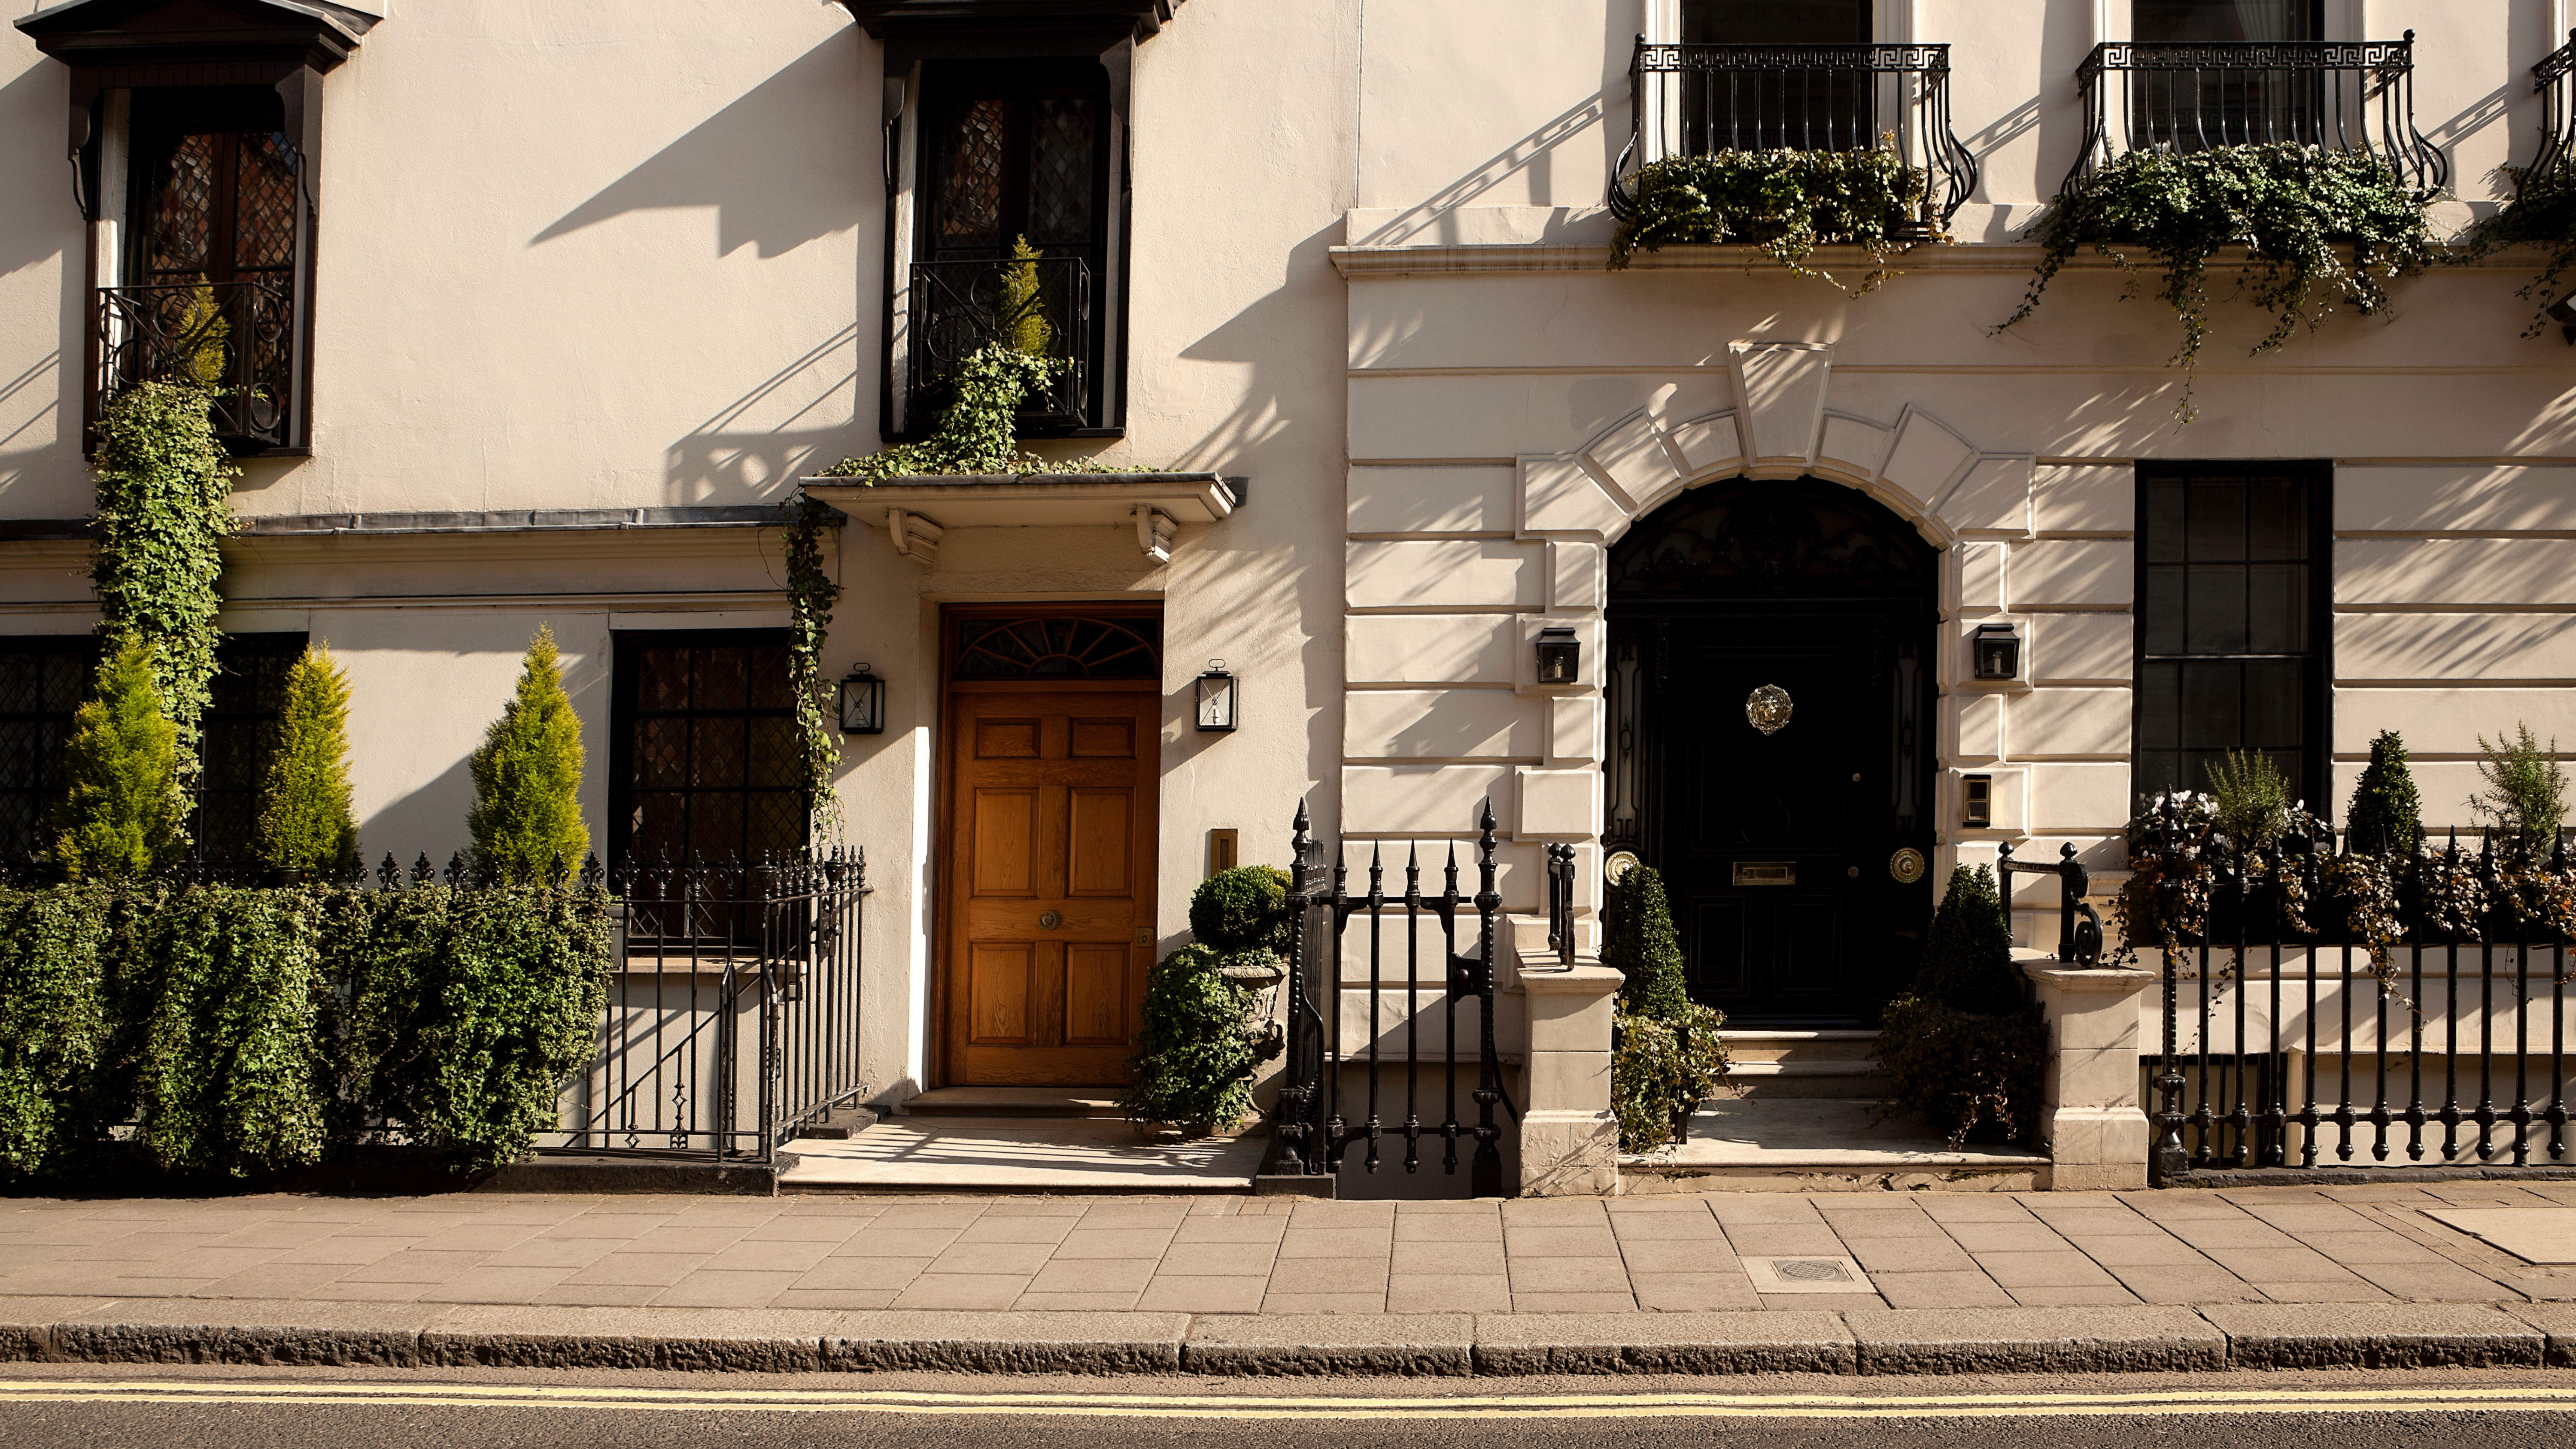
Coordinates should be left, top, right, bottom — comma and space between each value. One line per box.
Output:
1772, 1258, 1851, 1282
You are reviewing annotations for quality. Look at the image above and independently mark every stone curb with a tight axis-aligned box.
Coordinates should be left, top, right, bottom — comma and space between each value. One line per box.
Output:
0, 1298, 2572, 1376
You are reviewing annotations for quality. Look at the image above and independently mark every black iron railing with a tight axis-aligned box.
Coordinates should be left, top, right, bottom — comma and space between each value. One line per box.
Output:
2136, 802, 2573, 1184
551, 850, 868, 1164
906, 257, 1091, 433
1270, 799, 1513, 1196
2525, 29, 2576, 191
1611, 36, 1976, 234
2068, 36, 2445, 195
93, 278, 298, 452
1543, 842, 1578, 970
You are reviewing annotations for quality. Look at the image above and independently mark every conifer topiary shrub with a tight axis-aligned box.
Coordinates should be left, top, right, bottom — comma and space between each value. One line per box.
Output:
1872, 864, 2047, 1146
2346, 729, 2424, 856
51, 636, 185, 881
468, 626, 589, 879
1602, 864, 1730, 1153
1122, 866, 1291, 1136
255, 645, 358, 876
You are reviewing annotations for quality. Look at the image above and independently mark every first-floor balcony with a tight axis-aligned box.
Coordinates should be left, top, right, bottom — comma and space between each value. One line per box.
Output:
1609, 37, 1977, 237
903, 255, 1095, 436
2069, 36, 2446, 194
91, 277, 300, 454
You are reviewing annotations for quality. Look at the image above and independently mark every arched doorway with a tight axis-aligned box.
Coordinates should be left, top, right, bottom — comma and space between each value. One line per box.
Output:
1605, 477, 1939, 1026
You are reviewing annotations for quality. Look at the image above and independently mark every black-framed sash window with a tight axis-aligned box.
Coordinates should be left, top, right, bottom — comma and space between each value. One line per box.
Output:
2134, 462, 2331, 809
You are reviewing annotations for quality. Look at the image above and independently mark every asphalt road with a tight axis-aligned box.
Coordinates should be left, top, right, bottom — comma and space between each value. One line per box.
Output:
4, 1364, 2576, 1448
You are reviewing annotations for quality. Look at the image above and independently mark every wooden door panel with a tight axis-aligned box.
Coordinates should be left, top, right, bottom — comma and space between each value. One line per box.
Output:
1068, 717, 1136, 757
969, 789, 1039, 896
943, 684, 1158, 1086
968, 942, 1036, 1045
1063, 943, 1133, 1046
975, 718, 1041, 758
1065, 787, 1133, 896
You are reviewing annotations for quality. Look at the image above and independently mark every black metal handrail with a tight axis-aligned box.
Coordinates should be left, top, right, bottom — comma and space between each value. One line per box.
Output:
905, 256, 1091, 433
1998, 839, 2105, 967
1271, 798, 1512, 1196
2526, 28, 2576, 191
2068, 36, 2445, 196
552, 849, 869, 1164
1611, 36, 1976, 234
93, 278, 297, 451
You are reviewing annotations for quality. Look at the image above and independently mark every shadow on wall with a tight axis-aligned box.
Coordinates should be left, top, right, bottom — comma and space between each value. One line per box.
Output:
665, 322, 863, 503
1349, 91, 1606, 247
0, 63, 73, 283
0, 349, 60, 463
530, 36, 867, 259
358, 753, 475, 878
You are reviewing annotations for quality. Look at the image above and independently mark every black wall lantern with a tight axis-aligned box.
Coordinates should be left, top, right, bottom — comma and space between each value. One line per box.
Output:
1971, 621, 2023, 682
1535, 625, 1581, 686
1194, 659, 1239, 733
838, 665, 886, 735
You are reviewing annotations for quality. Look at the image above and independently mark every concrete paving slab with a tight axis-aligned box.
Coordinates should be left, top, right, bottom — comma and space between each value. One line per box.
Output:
1845, 1305, 2225, 1374
422, 1303, 840, 1371
2423, 1207, 2576, 1263
1183, 1312, 1473, 1375
1472, 1310, 1855, 1375
2200, 1302, 2546, 1368
822, 1309, 1188, 1373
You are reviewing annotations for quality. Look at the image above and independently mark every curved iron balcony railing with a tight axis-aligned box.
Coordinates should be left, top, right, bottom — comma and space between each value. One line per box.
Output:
905, 256, 1092, 434
1609, 36, 1977, 237
92, 278, 298, 453
2525, 28, 2576, 191
2067, 35, 2446, 197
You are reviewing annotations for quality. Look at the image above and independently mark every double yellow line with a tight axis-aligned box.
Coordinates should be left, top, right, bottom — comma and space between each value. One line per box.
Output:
4, 1381, 2576, 1420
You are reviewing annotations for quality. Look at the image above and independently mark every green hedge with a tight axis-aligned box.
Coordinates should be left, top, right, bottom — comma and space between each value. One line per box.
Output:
0, 879, 610, 1182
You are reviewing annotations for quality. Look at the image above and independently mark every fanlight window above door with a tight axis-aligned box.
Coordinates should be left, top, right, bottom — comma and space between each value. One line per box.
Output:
954, 617, 1163, 680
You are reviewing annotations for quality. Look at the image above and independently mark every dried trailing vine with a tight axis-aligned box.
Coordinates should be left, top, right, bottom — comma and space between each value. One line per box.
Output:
1609, 145, 1932, 294
1999, 144, 2436, 422
89, 381, 238, 790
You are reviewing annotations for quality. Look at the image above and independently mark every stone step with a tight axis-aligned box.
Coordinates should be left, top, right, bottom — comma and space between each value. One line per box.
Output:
793, 1105, 882, 1140
1717, 1029, 1880, 1066
896, 1087, 1126, 1119
1722, 1060, 1889, 1100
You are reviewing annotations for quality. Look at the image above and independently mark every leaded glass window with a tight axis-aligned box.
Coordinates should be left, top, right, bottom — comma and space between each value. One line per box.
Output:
611, 633, 805, 865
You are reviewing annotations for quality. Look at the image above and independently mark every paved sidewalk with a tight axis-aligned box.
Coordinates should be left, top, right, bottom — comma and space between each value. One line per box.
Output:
5, 1180, 2576, 1315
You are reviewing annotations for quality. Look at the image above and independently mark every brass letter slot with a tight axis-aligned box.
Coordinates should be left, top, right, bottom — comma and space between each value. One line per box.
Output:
1733, 862, 1796, 887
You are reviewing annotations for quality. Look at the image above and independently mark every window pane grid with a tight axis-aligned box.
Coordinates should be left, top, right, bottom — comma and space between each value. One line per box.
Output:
614, 635, 804, 866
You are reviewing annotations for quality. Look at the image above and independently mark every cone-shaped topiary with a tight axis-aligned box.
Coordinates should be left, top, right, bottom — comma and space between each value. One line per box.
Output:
254, 645, 358, 875
1187, 864, 1291, 954
1911, 863, 2020, 1015
1601, 863, 1731, 1153
1872, 864, 2044, 1146
50, 636, 183, 881
2346, 729, 2424, 856
468, 626, 589, 880
1603, 863, 1691, 1019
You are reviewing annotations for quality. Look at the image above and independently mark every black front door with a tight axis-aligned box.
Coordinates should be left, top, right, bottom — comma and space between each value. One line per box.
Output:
1606, 479, 1938, 1026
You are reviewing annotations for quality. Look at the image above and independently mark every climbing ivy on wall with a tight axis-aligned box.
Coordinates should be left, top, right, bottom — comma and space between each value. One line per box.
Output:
1996, 144, 2436, 422
89, 381, 238, 790
783, 495, 843, 844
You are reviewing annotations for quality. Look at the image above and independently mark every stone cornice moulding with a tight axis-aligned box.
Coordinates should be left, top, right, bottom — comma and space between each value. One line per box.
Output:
1330, 241, 2561, 278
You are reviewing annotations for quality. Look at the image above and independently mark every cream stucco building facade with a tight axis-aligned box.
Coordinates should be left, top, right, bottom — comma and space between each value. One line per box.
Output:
3, 0, 2573, 1178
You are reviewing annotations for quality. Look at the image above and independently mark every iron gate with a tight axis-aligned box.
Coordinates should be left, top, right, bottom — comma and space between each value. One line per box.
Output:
1268, 799, 1513, 1197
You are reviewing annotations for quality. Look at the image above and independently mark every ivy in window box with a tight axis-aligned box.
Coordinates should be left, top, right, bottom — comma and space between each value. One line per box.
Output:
1998, 144, 2436, 422
1609, 146, 1934, 295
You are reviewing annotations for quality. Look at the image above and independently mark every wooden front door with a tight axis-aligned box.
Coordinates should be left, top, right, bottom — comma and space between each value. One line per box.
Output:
942, 687, 1158, 1085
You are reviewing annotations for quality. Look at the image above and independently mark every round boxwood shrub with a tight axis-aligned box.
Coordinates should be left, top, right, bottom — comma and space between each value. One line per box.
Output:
1119, 943, 1263, 1136
1188, 864, 1291, 954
